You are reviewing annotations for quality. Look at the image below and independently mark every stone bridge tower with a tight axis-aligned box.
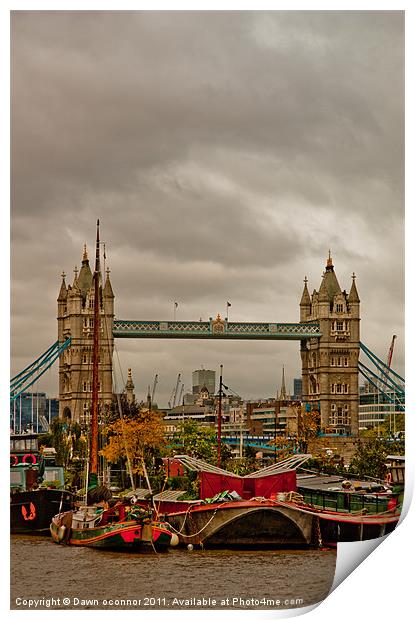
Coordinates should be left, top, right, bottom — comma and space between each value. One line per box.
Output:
300, 254, 360, 436
57, 246, 114, 423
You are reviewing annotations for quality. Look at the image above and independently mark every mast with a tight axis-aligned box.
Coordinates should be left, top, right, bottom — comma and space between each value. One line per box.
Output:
90, 219, 101, 479
217, 364, 223, 467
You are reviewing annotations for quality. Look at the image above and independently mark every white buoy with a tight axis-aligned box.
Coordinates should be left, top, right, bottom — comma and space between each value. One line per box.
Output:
170, 533, 179, 547
187, 543, 194, 551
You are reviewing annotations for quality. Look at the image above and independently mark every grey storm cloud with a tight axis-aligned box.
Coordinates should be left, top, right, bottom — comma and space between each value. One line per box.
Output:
11, 10, 404, 404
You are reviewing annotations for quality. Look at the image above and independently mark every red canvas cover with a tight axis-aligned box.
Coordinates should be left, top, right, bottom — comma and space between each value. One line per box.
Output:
199, 472, 244, 500
199, 470, 297, 500
252, 471, 297, 497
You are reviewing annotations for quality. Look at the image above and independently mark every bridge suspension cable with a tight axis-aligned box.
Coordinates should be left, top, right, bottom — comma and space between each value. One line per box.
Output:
10, 338, 71, 402
358, 341, 404, 410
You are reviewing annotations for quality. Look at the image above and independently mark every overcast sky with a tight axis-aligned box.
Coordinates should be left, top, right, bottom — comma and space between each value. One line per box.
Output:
11, 10, 404, 406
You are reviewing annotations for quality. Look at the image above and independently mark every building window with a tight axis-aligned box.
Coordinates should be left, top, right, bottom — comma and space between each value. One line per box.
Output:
331, 321, 336, 331
336, 383, 342, 394
344, 357, 349, 367
83, 382, 87, 392
336, 303, 344, 312
337, 357, 342, 366
83, 317, 88, 328
82, 354, 88, 364
89, 318, 94, 328
331, 357, 335, 366
344, 383, 349, 394
89, 299, 94, 309
331, 383, 335, 394
336, 321, 344, 331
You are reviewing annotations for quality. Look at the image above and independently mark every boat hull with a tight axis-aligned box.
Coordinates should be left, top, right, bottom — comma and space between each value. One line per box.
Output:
50, 512, 173, 551
166, 501, 315, 548
165, 499, 401, 548
11, 489, 74, 535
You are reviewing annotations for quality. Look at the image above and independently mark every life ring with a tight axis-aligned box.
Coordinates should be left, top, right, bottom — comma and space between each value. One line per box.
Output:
22, 453, 37, 465
10, 455, 18, 466
21, 502, 36, 521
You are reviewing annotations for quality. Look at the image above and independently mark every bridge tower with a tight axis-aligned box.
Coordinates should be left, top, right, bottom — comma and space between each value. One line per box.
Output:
300, 254, 360, 435
57, 246, 114, 423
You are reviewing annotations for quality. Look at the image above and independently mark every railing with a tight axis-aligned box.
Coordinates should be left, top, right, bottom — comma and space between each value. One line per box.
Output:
113, 319, 321, 340
300, 489, 396, 514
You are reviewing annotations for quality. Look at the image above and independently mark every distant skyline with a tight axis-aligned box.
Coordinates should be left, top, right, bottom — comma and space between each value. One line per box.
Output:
11, 11, 404, 406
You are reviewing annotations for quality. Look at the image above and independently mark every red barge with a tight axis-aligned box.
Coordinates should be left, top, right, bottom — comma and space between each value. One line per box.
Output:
135, 455, 402, 549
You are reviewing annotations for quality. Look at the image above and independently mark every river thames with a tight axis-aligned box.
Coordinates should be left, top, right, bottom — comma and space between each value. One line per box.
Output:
11, 536, 336, 610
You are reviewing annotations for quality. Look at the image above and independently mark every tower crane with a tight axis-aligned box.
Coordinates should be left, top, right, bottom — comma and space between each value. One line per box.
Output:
386, 335, 397, 370
177, 382, 185, 406
378, 335, 397, 386
151, 374, 158, 403
172, 373, 182, 408
168, 373, 181, 409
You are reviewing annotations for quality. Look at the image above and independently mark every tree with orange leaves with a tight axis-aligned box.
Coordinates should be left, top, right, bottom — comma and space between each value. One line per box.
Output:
100, 409, 165, 475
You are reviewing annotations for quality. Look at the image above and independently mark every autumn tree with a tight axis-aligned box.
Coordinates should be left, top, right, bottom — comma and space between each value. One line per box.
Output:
268, 405, 320, 457
297, 405, 320, 451
100, 409, 165, 476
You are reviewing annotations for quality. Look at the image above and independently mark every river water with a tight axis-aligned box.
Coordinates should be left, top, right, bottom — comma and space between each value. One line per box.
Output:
11, 536, 336, 611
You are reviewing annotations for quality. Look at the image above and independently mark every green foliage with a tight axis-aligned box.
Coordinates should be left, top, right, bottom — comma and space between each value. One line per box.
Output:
226, 457, 259, 476
172, 419, 223, 464
169, 475, 188, 490
38, 419, 87, 470
348, 438, 389, 480
305, 455, 347, 476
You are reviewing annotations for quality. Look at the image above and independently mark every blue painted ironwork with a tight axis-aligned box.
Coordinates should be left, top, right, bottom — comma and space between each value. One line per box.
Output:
10, 340, 59, 391
358, 341, 405, 410
359, 341, 405, 386
10, 338, 71, 402
113, 319, 321, 340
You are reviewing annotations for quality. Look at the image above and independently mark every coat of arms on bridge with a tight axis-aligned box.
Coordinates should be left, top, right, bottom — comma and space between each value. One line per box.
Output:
212, 314, 225, 334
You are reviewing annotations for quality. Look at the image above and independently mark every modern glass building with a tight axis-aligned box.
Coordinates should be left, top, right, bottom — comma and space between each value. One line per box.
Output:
192, 369, 216, 395
10, 392, 59, 433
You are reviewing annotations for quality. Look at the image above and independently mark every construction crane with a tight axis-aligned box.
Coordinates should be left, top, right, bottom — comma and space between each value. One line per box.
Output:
168, 373, 181, 409
387, 335, 397, 370
151, 374, 158, 403
378, 335, 397, 390
177, 382, 185, 406
172, 373, 182, 408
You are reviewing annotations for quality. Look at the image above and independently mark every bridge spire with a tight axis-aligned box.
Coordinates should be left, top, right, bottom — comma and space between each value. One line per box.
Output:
349, 272, 360, 303
103, 266, 114, 299
57, 271, 67, 301
326, 249, 333, 269
300, 276, 311, 306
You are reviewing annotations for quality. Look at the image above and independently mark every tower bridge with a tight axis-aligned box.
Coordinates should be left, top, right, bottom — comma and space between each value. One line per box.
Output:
54, 242, 362, 435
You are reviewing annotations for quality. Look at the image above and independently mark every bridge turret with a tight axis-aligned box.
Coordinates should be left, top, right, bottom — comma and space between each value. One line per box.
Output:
58, 237, 115, 423
300, 254, 360, 436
